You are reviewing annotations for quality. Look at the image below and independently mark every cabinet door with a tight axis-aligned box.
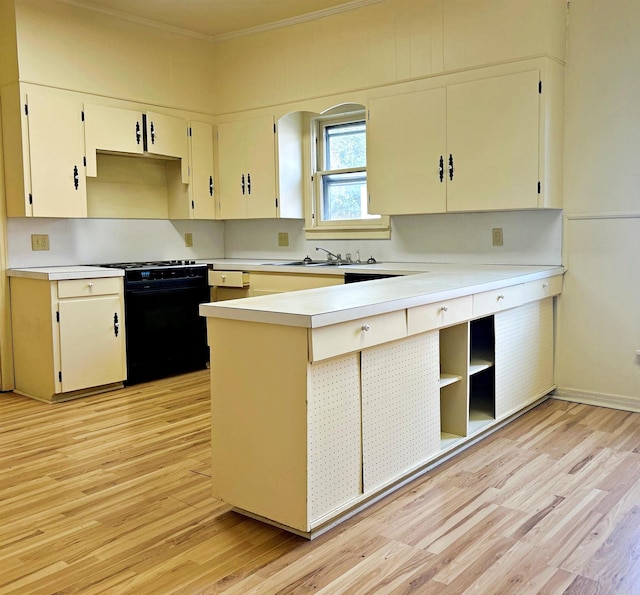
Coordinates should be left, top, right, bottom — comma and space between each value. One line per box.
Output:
361, 333, 441, 493
146, 111, 189, 183
446, 69, 540, 211
189, 120, 216, 219
368, 88, 447, 215
308, 355, 362, 524
217, 119, 249, 219
217, 116, 277, 219
25, 87, 87, 217
84, 104, 144, 176
246, 115, 277, 218
494, 299, 554, 420
58, 295, 126, 392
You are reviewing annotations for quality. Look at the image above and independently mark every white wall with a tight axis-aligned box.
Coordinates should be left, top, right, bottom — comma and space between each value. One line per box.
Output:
556, 0, 640, 407
6, 218, 224, 267
224, 210, 562, 266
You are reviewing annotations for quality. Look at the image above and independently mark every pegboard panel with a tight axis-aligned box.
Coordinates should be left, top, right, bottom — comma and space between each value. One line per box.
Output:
361, 333, 441, 492
307, 353, 362, 523
494, 299, 554, 418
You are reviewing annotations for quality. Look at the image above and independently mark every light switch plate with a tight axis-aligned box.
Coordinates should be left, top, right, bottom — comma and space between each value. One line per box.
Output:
492, 228, 503, 247
185, 233, 193, 247
278, 232, 289, 247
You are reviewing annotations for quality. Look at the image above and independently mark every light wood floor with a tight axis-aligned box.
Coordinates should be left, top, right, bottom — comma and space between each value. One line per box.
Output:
1, 371, 639, 594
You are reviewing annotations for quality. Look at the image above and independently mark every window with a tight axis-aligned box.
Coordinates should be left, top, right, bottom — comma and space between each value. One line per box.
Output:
307, 110, 389, 239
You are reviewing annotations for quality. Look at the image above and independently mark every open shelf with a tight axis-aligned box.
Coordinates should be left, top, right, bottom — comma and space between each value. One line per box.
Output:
439, 373, 463, 388
469, 358, 494, 375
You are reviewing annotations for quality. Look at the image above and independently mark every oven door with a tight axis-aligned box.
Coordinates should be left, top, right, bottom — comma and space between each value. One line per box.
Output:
124, 284, 209, 384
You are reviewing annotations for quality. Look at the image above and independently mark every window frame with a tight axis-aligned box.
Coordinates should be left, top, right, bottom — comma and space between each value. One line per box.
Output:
305, 110, 390, 240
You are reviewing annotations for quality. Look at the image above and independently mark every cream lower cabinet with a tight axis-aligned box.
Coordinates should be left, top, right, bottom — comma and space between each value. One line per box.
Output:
10, 276, 126, 403
210, 270, 343, 301
1, 83, 87, 217
207, 288, 558, 536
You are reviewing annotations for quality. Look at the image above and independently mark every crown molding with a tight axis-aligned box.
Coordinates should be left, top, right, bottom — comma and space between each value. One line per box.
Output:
57, 0, 385, 43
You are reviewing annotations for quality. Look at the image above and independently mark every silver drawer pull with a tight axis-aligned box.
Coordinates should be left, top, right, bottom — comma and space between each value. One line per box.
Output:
440, 305, 449, 312
88, 282, 94, 289
220, 274, 226, 281
543, 282, 549, 288
497, 294, 505, 301
362, 324, 371, 332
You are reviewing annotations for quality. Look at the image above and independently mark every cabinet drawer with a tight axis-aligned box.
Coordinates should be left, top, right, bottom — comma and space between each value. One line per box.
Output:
209, 270, 249, 288
523, 275, 562, 302
57, 277, 121, 298
473, 284, 523, 317
309, 310, 407, 362
407, 296, 472, 334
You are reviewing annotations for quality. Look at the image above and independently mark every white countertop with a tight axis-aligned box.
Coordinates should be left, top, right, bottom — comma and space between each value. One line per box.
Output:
205, 258, 433, 275
200, 263, 564, 328
7, 266, 124, 281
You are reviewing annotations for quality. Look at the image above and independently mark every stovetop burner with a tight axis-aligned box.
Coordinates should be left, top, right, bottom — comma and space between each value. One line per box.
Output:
101, 260, 201, 270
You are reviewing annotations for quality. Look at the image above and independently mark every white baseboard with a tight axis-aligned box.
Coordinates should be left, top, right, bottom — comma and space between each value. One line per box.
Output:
552, 388, 640, 413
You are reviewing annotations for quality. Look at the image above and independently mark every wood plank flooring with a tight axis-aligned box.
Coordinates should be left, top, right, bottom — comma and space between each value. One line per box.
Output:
1, 371, 639, 594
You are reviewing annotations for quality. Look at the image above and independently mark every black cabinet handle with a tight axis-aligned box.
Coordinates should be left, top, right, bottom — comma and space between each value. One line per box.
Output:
247, 173, 251, 195
209, 176, 213, 196
150, 121, 155, 144
114, 313, 119, 337
439, 155, 444, 183
448, 154, 454, 181
136, 121, 141, 144
241, 174, 245, 195
73, 165, 79, 190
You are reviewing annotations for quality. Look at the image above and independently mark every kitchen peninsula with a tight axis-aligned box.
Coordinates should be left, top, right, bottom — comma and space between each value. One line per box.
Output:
200, 263, 563, 538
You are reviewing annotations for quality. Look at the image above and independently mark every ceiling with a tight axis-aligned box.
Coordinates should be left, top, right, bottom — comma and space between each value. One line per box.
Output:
65, 0, 378, 41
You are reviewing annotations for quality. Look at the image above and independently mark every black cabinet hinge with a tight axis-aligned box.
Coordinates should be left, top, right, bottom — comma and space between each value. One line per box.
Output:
28, 193, 33, 205
273, 123, 276, 134
56, 311, 60, 323
538, 181, 541, 194
189, 127, 192, 137
83, 156, 87, 167
58, 371, 62, 382
275, 198, 279, 208
81, 110, 85, 121
539, 80, 542, 94
24, 104, 28, 116
191, 200, 195, 210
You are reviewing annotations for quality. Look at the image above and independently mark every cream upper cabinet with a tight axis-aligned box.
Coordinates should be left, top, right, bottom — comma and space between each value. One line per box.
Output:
188, 120, 216, 219
443, 0, 566, 71
84, 104, 144, 176
367, 63, 560, 214
1, 84, 87, 217
446, 69, 540, 211
145, 111, 189, 183
367, 87, 447, 215
216, 115, 277, 219
10, 276, 126, 402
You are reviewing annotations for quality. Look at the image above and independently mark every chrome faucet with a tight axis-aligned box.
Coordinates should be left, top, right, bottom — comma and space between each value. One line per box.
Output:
315, 246, 341, 261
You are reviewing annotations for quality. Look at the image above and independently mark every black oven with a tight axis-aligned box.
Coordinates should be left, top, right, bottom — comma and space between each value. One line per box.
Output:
101, 261, 209, 384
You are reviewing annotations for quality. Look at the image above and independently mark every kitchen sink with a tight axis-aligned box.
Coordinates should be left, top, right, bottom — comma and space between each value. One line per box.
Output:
279, 260, 364, 267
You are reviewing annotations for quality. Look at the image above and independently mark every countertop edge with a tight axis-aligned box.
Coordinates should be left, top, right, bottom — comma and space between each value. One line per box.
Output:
200, 266, 564, 328
8, 267, 125, 281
